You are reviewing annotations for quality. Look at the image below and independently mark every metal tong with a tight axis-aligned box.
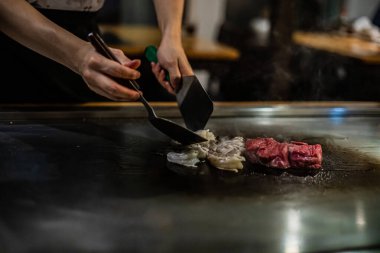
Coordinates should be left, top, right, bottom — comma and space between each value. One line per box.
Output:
87, 32, 207, 145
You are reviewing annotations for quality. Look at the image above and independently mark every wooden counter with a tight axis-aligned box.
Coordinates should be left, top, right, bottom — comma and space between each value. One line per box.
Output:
1, 101, 379, 117
293, 31, 380, 64
99, 24, 240, 61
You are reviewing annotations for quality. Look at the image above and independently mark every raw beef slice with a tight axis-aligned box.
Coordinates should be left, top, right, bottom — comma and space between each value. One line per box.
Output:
245, 138, 322, 169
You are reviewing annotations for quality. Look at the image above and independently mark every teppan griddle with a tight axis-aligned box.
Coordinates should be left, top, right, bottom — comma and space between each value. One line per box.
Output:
0, 102, 379, 253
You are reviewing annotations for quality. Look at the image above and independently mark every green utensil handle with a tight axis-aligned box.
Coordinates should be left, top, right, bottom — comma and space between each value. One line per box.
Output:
144, 45, 170, 82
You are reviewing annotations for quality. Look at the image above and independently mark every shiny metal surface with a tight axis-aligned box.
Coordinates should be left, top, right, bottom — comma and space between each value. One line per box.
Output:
0, 103, 379, 253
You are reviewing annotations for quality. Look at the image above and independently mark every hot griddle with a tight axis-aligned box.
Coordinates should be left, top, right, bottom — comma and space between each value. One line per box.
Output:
0, 102, 379, 253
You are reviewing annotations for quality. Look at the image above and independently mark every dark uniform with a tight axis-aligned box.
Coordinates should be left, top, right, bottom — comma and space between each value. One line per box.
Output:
1, 0, 107, 103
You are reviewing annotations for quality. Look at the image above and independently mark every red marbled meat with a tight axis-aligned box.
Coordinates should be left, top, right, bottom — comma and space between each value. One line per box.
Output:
245, 138, 322, 169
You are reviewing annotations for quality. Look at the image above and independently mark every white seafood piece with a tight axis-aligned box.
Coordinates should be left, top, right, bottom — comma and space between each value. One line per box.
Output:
187, 129, 217, 159
166, 130, 246, 172
207, 153, 245, 173
210, 137, 245, 155
195, 129, 216, 142
189, 144, 210, 159
167, 150, 200, 167
207, 136, 246, 172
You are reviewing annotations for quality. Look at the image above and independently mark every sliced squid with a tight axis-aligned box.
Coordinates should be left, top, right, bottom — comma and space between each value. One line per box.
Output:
207, 137, 246, 172
166, 130, 246, 173
166, 150, 200, 168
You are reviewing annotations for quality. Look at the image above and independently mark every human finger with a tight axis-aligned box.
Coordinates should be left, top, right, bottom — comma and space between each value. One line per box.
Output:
84, 70, 141, 101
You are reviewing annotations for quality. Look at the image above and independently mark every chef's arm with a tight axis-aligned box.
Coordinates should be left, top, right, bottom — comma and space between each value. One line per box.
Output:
151, 0, 193, 93
0, 0, 141, 101
153, 0, 184, 41
0, 0, 91, 74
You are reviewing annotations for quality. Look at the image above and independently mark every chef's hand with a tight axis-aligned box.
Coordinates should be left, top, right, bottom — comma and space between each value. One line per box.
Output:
150, 39, 193, 95
78, 43, 142, 101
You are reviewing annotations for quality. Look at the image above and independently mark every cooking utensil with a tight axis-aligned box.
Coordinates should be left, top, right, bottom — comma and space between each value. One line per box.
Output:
145, 45, 214, 131
87, 32, 207, 145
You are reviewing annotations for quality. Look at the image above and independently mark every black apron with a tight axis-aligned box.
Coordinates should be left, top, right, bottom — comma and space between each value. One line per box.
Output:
0, 9, 107, 103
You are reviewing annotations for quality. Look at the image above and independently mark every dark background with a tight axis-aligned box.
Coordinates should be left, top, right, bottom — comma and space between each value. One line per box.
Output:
97, 0, 380, 102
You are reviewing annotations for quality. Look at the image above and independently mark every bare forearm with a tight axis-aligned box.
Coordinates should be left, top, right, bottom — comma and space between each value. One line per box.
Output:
152, 0, 185, 42
150, 0, 193, 90
0, 0, 89, 74
0, 0, 144, 101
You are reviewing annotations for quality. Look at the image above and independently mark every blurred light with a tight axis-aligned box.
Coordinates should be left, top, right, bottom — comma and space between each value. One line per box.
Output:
256, 118, 274, 126
287, 209, 301, 233
355, 200, 366, 231
284, 209, 301, 253
329, 107, 347, 125
329, 107, 347, 116
256, 107, 276, 113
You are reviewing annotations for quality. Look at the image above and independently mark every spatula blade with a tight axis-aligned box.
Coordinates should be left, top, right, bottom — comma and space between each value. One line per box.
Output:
144, 46, 214, 132
176, 76, 214, 131
150, 117, 208, 145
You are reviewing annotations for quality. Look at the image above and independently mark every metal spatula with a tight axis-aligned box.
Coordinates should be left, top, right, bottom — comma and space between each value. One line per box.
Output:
145, 46, 214, 131
87, 32, 207, 145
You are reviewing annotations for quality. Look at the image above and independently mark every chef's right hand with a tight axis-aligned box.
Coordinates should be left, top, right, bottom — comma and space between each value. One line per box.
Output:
78, 43, 142, 101
150, 38, 193, 95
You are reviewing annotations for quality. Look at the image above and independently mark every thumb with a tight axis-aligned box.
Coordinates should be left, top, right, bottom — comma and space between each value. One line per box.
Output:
167, 64, 181, 89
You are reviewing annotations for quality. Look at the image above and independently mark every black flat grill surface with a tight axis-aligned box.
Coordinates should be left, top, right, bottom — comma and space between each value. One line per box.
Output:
0, 113, 380, 253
